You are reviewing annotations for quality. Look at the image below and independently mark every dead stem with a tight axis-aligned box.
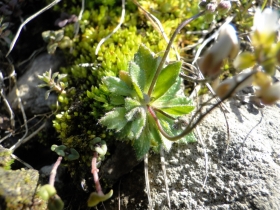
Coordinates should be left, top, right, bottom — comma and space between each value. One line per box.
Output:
49, 156, 63, 186
91, 151, 103, 195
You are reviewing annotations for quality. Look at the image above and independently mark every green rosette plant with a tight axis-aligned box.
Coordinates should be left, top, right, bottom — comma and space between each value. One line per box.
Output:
99, 44, 196, 159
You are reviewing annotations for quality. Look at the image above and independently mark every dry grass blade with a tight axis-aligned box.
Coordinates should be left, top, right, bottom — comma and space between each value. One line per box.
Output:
6, 0, 62, 57
144, 153, 152, 210
95, 0, 125, 55
160, 147, 170, 208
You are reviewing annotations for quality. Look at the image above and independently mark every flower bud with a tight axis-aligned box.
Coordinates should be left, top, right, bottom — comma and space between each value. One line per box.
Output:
217, 0, 231, 15
199, 24, 239, 77
206, 2, 217, 13
256, 83, 280, 105
215, 72, 253, 99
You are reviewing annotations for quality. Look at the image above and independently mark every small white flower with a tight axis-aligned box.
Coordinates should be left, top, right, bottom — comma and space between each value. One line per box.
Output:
253, 8, 279, 36
199, 24, 239, 77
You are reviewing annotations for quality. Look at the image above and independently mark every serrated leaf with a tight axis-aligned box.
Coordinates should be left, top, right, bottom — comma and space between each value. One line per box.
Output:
125, 97, 141, 111
157, 76, 182, 99
153, 97, 194, 116
125, 107, 141, 121
119, 70, 132, 87
152, 61, 182, 100
129, 62, 145, 99
130, 108, 146, 139
110, 95, 125, 105
161, 105, 194, 116
99, 107, 127, 132
117, 122, 133, 140
134, 44, 161, 92
103, 76, 132, 96
133, 127, 150, 159
147, 113, 162, 152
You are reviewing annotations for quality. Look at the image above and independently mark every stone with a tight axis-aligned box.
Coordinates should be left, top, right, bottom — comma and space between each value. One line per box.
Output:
7, 53, 64, 116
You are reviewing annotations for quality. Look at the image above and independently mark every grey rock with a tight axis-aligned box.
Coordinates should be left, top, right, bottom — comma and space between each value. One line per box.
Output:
7, 53, 64, 116
147, 98, 280, 210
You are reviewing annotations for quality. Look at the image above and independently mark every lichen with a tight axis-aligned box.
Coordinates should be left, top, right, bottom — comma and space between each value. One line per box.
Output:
0, 168, 46, 210
0, 147, 13, 170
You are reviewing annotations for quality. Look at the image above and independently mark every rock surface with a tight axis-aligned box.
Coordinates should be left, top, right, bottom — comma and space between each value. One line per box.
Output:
7, 53, 64, 116
148, 98, 280, 210
0, 163, 46, 209
105, 98, 280, 210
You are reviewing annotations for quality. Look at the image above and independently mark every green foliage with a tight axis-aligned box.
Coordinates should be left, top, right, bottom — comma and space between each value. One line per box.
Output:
87, 190, 113, 207
51, 144, 80, 161
42, 29, 73, 54
37, 69, 68, 99
38, 184, 64, 210
100, 45, 195, 159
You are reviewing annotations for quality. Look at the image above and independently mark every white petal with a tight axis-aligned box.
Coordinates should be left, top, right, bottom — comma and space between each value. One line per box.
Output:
253, 8, 279, 34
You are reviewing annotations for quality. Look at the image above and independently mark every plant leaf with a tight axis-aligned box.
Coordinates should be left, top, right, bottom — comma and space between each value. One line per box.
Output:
125, 97, 141, 111
129, 62, 145, 99
157, 76, 182, 99
119, 70, 132, 87
153, 97, 194, 116
66, 148, 80, 161
99, 107, 128, 132
109, 95, 125, 105
134, 44, 161, 92
45, 90, 52, 100
151, 61, 182, 100
130, 107, 146, 139
125, 107, 141, 121
133, 127, 150, 159
147, 113, 162, 152
103, 76, 132, 96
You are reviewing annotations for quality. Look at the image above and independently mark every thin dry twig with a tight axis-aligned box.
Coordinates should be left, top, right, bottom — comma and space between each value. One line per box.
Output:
132, 0, 180, 61
10, 153, 34, 169
160, 147, 170, 208
73, 0, 85, 37
10, 121, 46, 151
9, 86, 28, 152
144, 153, 152, 210
0, 72, 15, 129
6, 0, 62, 57
95, 0, 125, 55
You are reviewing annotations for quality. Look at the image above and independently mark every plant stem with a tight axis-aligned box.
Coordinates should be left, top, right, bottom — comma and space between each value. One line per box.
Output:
49, 156, 62, 187
91, 151, 103, 195
147, 11, 205, 97
149, 71, 256, 141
